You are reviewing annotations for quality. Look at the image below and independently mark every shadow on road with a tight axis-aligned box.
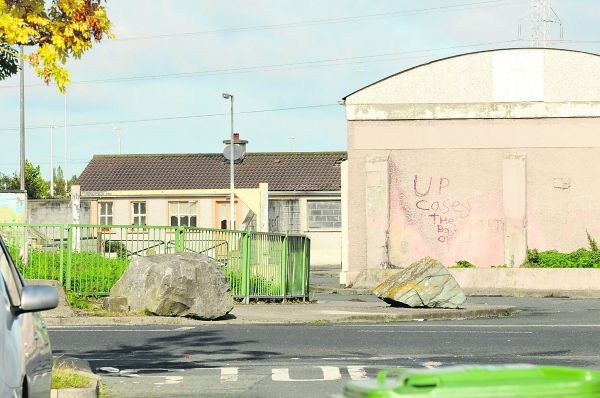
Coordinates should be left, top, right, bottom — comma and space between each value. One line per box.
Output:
52, 328, 281, 373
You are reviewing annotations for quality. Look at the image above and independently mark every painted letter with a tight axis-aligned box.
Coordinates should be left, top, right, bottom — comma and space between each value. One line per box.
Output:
413, 175, 432, 197
439, 177, 450, 194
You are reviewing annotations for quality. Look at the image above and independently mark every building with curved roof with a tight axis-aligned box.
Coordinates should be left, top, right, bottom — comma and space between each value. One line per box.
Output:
341, 48, 600, 284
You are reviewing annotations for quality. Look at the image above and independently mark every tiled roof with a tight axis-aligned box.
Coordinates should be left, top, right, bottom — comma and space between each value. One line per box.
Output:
77, 152, 347, 192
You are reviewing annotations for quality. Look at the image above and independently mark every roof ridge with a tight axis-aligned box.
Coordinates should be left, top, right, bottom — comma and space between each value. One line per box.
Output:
92, 151, 347, 159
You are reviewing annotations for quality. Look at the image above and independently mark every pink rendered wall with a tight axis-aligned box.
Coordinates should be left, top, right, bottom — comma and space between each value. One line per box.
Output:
345, 118, 600, 282
387, 149, 505, 267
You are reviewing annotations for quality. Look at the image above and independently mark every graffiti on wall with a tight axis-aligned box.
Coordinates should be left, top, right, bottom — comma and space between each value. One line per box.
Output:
0, 192, 26, 223
413, 175, 471, 243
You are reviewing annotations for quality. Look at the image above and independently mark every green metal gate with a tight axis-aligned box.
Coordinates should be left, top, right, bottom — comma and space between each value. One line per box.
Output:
0, 223, 310, 302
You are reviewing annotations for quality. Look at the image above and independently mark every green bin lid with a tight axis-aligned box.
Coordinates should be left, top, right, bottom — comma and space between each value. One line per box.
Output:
334, 364, 600, 398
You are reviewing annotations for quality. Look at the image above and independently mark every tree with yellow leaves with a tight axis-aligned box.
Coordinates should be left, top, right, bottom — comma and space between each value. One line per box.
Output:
0, 0, 112, 92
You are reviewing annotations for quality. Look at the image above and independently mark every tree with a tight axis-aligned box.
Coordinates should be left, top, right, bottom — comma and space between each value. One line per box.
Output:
51, 165, 77, 196
0, 0, 112, 92
53, 165, 66, 196
0, 160, 50, 199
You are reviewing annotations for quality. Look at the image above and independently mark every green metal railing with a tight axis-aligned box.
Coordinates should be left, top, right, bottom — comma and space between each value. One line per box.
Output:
0, 223, 310, 301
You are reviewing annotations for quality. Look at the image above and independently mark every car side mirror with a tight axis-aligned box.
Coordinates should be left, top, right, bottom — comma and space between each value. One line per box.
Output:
18, 285, 59, 314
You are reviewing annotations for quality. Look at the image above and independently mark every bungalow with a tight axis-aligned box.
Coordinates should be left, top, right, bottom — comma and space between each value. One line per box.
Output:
76, 151, 347, 266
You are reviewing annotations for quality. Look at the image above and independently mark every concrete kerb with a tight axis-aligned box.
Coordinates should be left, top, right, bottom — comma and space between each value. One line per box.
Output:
44, 300, 518, 326
51, 356, 100, 398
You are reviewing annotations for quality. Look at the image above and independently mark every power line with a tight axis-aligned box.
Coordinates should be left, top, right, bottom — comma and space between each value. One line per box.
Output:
0, 103, 340, 133
0, 39, 520, 89
109, 0, 525, 42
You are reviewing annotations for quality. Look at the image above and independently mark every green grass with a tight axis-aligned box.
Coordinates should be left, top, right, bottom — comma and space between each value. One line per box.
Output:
10, 247, 129, 294
9, 244, 289, 301
52, 362, 93, 389
223, 266, 281, 296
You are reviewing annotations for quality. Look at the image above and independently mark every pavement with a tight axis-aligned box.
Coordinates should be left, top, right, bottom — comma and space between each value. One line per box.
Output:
46, 265, 518, 396
44, 266, 518, 327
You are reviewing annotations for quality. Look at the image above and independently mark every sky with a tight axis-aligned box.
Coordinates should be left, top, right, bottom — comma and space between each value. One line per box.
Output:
0, 0, 598, 180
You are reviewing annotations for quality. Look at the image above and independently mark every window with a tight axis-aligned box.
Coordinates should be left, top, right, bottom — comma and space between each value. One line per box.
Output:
268, 200, 300, 233
131, 202, 146, 226
170, 201, 197, 227
98, 202, 113, 225
307, 200, 342, 230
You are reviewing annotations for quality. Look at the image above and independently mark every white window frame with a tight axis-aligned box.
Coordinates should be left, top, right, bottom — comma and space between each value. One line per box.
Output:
169, 201, 197, 227
98, 202, 113, 225
131, 201, 147, 226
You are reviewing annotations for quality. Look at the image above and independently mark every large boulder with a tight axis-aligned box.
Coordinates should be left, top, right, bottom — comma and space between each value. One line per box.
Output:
372, 257, 466, 308
110, 252, 234, 320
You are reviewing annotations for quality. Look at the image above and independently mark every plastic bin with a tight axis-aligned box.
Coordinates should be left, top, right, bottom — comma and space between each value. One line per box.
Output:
330, 364, 600, 397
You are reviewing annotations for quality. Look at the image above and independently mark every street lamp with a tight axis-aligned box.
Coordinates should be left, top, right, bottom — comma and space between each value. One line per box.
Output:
222, 92, 235, 229
64, 94, 68, 193
50, 125, 56, 197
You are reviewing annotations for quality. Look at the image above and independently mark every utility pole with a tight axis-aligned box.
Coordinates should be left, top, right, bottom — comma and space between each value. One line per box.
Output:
527, 0, 563, 47
64, 94, 68, 192
50, 125, 56, 197
19, 45, 25, 191
222, 93, 235, 230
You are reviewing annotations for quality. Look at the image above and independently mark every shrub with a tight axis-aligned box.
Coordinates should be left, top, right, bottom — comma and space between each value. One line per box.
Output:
525, 248, 600, 268
451, 260, 476, 268
104, 240, 128, 260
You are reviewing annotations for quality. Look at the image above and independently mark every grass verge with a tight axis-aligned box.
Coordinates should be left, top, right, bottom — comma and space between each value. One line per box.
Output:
52, 361, 93, 389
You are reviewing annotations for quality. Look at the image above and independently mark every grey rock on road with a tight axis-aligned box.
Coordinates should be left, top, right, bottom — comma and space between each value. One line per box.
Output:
373, 257, 466, 308
110, 252, 233, 319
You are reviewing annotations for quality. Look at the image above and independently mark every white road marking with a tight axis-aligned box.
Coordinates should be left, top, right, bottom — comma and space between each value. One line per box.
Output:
220, 367, 238, 383
272, 366, 342, 382
422, 361, 443, 369
173, 326, 196, 331
165, 376, 184, 385
347, 366, 368, 380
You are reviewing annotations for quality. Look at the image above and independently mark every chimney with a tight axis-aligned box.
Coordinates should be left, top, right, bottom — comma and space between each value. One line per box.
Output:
223, 133, 249, 163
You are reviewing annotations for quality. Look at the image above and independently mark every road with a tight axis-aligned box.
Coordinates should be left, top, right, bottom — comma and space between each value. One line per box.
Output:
48, 297, 600, 397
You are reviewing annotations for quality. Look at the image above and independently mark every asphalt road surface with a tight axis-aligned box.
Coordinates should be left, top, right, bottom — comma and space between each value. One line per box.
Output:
48, 297, 600, 397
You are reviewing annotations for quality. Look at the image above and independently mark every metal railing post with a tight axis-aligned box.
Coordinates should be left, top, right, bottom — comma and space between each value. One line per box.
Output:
59, 225, 65, 285
175, 226, 185, 253
302, 236, 310, 300
66, 225, 73, 291
242, 231, 250, 304
281, 234, 288, 302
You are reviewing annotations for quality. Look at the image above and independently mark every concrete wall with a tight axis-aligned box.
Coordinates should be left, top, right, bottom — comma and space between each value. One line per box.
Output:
345, 118, 600, 283
351, 267, 600, 298
28, 198, 91, 225
269, 195, 342, 266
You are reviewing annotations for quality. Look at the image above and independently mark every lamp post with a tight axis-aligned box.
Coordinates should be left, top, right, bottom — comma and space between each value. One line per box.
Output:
19, 45, 25, 191
49, 125, 56, 197
222, 93, 235, 229
64, 94, 68, 192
